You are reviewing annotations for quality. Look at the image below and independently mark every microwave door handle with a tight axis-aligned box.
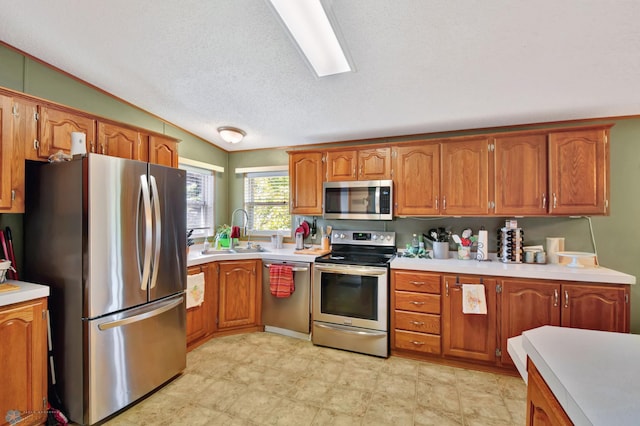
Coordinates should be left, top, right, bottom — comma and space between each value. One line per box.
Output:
375, 186, 380, 214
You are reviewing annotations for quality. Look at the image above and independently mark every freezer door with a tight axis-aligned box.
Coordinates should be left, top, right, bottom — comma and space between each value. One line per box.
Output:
86, 295, 186, 425
148, 163, 186, 302
88, 155, 149, 318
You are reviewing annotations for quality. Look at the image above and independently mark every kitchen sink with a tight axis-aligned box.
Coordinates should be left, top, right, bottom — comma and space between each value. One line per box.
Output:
201, 246, 269, 255
231, 246, 269, 253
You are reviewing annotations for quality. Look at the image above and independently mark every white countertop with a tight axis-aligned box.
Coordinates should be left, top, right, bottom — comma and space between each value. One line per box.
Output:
187, 243, 318, 267
0, 280, 50, 307
391, 256, 636, 285
188, 244, 635, 285
519, 326, 640, 426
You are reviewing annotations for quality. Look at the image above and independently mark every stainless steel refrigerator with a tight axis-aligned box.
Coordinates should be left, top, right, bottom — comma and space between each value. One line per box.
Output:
24, 154, 187, 425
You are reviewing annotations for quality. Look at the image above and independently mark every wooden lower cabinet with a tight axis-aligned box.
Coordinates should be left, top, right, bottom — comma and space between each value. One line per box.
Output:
561, 283, 628, 332
393, 270, 630, 372
216, 259, 262, 332
442, 274, 497, 362
186, 264, 215, 349
500, 278, 629, 365
0, 298, 48, 426
526, 358, 572, 426
391, 270, 442, 355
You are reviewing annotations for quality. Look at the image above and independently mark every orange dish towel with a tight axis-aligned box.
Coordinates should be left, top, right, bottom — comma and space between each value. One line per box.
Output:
270, 264, 295, 298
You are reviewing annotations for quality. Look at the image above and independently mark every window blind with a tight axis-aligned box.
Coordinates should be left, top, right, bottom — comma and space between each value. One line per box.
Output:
244, 171, 291, 234
182, 164, 215, 237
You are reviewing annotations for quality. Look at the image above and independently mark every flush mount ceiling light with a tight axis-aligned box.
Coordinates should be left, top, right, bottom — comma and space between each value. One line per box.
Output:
267, 0, 352, 77
217, 126, 246, 144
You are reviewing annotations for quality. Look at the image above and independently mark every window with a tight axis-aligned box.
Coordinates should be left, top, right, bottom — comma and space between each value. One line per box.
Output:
181, 163, 214, 238
244, 170, 291, 235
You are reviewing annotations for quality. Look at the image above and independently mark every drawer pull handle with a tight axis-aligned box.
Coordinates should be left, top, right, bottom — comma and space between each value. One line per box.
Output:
409, 301, 425, 305
410, 281, 425, 286
411, 321, 425, 326
410, 341, 425, 346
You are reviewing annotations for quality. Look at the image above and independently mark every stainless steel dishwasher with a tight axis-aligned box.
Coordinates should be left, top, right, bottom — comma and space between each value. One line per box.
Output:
262, 259, 311, 339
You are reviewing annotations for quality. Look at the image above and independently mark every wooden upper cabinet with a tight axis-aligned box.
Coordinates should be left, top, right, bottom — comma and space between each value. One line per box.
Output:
326, 150, 357, 181
561, 284, 628, 332
548, 126, 610, 215
0, 95, 13, 210
289, 151, 324, 215
494, 133, 548, 216
326, 147, 391, 181
149, 134, 178, 167
97, 122, 144, 160
1, 96, 35, 212
393, 143, 440, 216
440, 137, 491, 215
358, 147, 391, 180
36, 106, 96, 159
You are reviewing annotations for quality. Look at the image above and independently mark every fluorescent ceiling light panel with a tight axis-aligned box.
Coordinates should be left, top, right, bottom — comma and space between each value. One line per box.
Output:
269, 0, 352, 77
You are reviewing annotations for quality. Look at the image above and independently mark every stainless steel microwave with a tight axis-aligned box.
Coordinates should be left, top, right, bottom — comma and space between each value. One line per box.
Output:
323, 180, 393, 220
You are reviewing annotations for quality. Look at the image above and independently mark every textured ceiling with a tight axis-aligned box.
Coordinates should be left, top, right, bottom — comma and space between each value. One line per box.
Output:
1, 1, 640, 152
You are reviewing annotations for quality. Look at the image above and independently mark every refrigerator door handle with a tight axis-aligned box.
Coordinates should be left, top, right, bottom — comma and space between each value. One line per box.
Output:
149, 175, 162, 289
139, 175, 153, 291
98, 296, 184, 331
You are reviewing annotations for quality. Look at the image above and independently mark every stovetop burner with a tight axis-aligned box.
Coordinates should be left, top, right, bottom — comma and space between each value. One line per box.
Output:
314, 230, 396, 267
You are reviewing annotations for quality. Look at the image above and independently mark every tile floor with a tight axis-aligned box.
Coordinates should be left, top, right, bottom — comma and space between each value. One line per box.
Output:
105, 332, 527, 426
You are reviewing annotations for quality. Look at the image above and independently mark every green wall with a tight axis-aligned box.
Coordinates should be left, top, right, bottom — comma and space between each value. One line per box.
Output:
3, 43, 640, 332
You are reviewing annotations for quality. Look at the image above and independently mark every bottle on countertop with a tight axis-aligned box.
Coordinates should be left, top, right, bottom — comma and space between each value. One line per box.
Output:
411, 234, 419, 253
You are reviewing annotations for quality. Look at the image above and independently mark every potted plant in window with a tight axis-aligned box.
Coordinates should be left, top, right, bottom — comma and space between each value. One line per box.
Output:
215, 224, 232, 248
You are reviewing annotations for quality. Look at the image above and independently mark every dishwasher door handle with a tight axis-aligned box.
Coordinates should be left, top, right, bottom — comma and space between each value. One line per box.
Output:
263, 263, 309, 272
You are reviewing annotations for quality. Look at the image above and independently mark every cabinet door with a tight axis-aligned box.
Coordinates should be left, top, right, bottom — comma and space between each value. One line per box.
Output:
0, 95, 13, 210
0, 298, 48, 426
500, 279, 560, 365
149, 134, 178, 167
494, 133, 548, 215
326, 150, 357, 181
393, 143, 440, 216
526, 359, 572, 426
561, 284, 628, 332
548, 127, 609, 215
38, 106, 96, 159
289, 151, 324, 215
97, 122, 143, 160
186, 265, 208, 347
441, 137, 491, 215
442, 275, 497, 362
217, 260, 260, 329
358, 147, 391, 180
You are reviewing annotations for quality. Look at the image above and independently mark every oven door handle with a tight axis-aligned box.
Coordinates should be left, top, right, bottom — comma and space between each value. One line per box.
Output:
314, 265, 387, 276
263, 263, 309, 272
315, 322, 387, 337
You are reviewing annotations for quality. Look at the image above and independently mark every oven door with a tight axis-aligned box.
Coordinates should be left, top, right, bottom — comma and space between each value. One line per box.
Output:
313, 263, 388, 331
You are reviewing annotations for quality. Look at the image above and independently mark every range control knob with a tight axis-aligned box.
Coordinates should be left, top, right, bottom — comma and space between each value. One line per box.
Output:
385, 235, 392, 241
339, 233, 345, 239
372, 234, 378, 240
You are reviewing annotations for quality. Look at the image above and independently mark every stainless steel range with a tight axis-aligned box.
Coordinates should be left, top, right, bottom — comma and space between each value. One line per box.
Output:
312, 230, 396, 358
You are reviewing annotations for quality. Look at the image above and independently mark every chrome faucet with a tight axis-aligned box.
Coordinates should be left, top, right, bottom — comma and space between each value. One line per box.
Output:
230, 208, 250, 249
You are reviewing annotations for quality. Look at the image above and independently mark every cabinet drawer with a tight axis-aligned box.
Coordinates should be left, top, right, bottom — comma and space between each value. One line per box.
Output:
395, 311, 440, 334
395, 291, 440, 314
394, 271, 440, 293
395, 330, 441, 354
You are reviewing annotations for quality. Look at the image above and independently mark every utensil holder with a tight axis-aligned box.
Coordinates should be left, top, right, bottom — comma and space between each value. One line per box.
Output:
432, 242, 449, 259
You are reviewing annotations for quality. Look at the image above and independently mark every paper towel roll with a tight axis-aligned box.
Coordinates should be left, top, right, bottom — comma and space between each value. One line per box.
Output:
476, 229, 488, 261
546, 237, 565, 264
70, 132, 87, 156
